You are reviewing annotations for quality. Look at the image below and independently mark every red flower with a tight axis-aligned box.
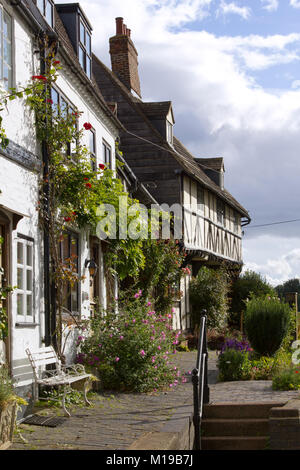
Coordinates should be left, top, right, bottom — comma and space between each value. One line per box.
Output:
86, 183, 92, 189
47, 98, 53, 104
99, 163, 105, 170
83, 122, 92, 130
64, 217, 71, 222
84, 177, 89, 181
53, 60, 61, 65
32, 75, 47, 81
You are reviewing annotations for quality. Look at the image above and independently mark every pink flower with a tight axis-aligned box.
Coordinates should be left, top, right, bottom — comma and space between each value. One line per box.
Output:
119, 335, 124, 340
140, 350, 146, 357
115, 357, 120, 362
147, 301, 152, 306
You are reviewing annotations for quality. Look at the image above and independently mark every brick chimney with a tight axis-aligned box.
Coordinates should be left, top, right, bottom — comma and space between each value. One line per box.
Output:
109, 18, 141, 98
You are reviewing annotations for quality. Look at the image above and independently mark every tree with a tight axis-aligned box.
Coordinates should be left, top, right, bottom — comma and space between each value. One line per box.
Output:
275, 278, 300, 311
229, 270, 275, 329
190, 266, 230, 330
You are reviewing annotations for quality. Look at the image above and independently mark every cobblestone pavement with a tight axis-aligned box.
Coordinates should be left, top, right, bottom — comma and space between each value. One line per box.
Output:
9, 351, 299, 450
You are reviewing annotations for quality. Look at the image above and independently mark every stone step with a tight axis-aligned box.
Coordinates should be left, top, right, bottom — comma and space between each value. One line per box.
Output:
203, 402, 285, 420
201, 436, 268, 451
202, 418, 269, 437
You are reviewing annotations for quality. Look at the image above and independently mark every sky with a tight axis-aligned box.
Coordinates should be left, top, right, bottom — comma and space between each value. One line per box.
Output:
58, 0, 300, 286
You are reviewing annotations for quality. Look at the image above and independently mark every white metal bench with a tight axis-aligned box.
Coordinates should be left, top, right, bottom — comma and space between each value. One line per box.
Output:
26, 346, 92, 417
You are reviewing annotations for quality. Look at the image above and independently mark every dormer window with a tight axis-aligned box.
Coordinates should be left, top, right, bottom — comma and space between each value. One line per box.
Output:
79, 17, 92, 78
37, 0, 54, 28
56, 4, 93, 80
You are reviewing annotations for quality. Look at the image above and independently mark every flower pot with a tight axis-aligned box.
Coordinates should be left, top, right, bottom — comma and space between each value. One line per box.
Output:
0, 401, 17, 450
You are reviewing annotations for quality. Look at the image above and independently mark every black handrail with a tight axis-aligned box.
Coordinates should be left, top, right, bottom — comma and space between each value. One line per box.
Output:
192, 311, 210, 450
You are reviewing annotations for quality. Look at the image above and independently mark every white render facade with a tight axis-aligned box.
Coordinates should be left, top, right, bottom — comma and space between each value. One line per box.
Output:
0, 0, 120, 411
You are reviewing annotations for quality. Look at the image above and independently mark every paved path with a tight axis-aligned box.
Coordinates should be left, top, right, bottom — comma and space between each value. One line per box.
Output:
10, 351, 300, 450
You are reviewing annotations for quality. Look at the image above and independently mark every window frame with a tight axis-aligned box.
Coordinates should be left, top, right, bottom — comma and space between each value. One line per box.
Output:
217, 199, 225, 226
16, 234, 35, 323
102, 140, 112, 169
89, 127, 97, 171
36, 0, 54, 29
51, 85, 78, 157
0, 3, 13, 91
78, 15, 92, 79
59, 231, 80, 316
197, 185, 204, 214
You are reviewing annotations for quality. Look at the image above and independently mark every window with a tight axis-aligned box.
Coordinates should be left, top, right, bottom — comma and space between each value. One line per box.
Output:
51, 87, 77, 156
103, 140, 112, 169
234, 212, 239, 233
217, 199, 225, 226
37, 0, 54, 28
197, 186, 204, 213
59, 232, 80, 314
78, 18, 92, 78
166, 120, 173, 145
0, 5, 12, 91
89, 128, 96, 171
16, 236, 34, 320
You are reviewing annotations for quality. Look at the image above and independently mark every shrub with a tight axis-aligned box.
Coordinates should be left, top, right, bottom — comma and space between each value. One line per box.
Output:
0, 366, 13, 408
244, 295, 290, 357
272, 366, 300, 391
76, 294, 184, 393
190, 266, 230, 330
218, 349, 252, 381
229, 270, 275, 329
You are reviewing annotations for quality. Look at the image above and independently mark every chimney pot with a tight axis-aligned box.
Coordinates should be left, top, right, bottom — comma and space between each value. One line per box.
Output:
127, 29, 131, 37
116, 17, 124, 35
122, 23, 127, 35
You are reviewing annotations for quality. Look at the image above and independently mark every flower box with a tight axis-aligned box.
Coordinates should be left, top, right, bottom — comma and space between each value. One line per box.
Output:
0, 401, 17, 450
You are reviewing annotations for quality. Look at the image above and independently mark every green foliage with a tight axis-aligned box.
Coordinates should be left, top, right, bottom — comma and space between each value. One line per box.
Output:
272, 366, 300, 391
0, 236, 14, 341
0, 365, 14, 407
77, 295, 184, 393
38, 387, 90, 408
130, 239, 188, 314
218, 349, 252, 381
244, 295, 290, 356
190, 266, 230, 330
229, 270, 275, 328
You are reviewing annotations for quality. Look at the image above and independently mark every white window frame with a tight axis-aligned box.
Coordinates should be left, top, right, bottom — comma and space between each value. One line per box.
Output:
16, 235, 35, 322
0, 3, 13, 91
36, 0, 54, 28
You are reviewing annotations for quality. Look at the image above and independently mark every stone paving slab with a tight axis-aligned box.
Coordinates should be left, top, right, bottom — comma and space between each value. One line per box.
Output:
10, 352, 198, 451
9, 350, 300, 450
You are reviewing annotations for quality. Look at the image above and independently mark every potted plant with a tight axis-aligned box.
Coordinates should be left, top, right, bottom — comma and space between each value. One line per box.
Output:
0, 365, 26, 450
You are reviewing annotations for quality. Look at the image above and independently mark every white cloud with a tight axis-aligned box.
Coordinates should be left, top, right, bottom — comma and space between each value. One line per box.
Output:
291, 79, 300, 89
261, 0, 279, 11
217, 1, 251, 20
290, 0, 300, 8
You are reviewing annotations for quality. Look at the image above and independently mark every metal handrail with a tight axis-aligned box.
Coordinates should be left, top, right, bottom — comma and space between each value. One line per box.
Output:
192, 312, 210, 450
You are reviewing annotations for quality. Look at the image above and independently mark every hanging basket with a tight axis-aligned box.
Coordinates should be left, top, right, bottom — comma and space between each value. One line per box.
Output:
0, 401, 17, 450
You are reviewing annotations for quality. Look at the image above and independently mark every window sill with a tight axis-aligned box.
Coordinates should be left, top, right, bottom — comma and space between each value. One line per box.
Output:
15, 322, 39, 328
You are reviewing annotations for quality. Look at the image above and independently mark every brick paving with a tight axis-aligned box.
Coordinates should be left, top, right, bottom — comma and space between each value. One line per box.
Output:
9, 351, 300, 450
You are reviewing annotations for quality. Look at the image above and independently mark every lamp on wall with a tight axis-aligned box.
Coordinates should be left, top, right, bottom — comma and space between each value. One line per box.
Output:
85, 259, 98, 277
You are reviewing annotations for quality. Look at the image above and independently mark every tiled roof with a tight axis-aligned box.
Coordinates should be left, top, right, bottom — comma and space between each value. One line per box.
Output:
171, 138, 249, 218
